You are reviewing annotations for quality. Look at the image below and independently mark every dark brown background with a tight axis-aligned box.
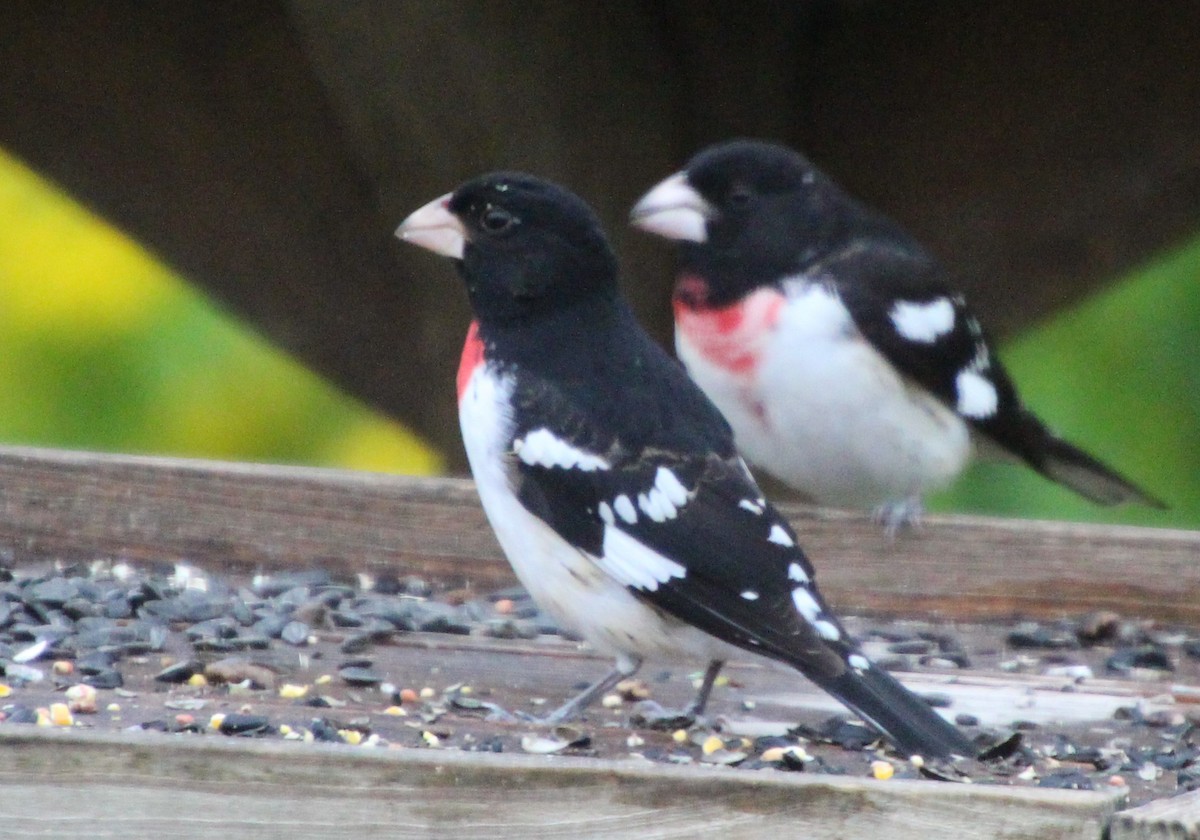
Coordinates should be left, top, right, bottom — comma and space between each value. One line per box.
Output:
1, 1, 1197, 467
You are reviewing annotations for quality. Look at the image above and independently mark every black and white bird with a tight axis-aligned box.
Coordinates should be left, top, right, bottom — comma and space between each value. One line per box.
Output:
395, 171, 974, 759
631, 140, 1163, 531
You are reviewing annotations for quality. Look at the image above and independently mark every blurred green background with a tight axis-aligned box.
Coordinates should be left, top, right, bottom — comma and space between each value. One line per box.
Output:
0, 149, 440, 476
933, 234, 1198, 528
0, 148, 1195, 529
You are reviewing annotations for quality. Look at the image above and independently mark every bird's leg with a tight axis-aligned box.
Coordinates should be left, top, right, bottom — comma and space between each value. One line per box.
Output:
487, 655, 642, 725
683, 659, 725, 718
631, 659, 725, 730
872, 495, 925, 538
540, 657, 642, 724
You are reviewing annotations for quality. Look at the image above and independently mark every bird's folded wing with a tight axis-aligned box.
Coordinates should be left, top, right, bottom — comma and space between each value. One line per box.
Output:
508, 395, 849, 678
823, 244, 1021, 434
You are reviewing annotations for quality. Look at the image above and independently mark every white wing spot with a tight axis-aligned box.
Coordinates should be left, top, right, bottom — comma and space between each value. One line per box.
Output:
740, 590, 760, 601
739, 499, 764, 515
890, 298, 955, 344
637, 492, 659, 522
513, 428, 609, 471
767, 524, 794, 547
814, 620, 840, 641
791, 587, 822, 623
654, 467, 690, 508
787, 562, 809, 583
955, 369, 999, 418
848, 654, 870, 671
638, 490, 676, 523
649, 492, 665, 520
598, 501, 615, 525
613, 494, 638, 524
653, 488, 679, 520
599, 526, 686, 591
970, 342, 990, 371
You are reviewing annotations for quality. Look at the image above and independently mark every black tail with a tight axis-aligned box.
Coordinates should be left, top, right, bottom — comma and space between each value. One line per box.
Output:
984, 409, 1165, 509
809, 661, 976, 760
1037, 432, 1166, 508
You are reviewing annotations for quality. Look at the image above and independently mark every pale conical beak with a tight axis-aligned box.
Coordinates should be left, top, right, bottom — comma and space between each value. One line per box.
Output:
630, 172, 713, 243
395, 192, 466, 259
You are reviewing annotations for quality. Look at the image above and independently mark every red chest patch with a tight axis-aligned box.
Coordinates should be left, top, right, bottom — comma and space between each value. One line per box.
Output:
673, 277, 784, 375
456, 320, 485, 401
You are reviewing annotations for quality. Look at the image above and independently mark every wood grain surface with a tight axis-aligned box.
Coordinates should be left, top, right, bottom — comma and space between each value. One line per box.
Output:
1108, 787, 1200, 840
2, 444, 1199, 835
0, 729, 1121, 840
1, 445, 1196, 622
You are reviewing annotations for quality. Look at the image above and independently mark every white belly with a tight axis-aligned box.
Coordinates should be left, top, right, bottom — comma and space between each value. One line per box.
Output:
457, 365, 737, 666
676, 283, 971, 508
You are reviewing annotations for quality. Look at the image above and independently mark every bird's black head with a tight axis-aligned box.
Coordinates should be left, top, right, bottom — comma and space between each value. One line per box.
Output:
397, 172, 619, 325
688, 139, 822, 206
632, 140, 853, 306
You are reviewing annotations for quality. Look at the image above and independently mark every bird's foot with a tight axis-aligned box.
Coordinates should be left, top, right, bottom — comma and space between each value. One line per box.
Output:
482, 706, 531, 723
626, 659, 725, 729
872, 496, 924, 538
441, 687, 577, 725
627, 699, 712, 731
480, 662, 640, 725
441, 691, 525, 722
482, 703, 586, 725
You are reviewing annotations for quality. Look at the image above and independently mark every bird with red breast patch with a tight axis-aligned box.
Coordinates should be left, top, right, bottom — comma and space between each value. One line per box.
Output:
631, 139, 1163, 533
395, 171, 975, 760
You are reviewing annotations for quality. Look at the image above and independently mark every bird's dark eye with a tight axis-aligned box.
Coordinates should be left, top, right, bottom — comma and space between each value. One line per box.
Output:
727, 185, 753, 209
481, 206, 516, 233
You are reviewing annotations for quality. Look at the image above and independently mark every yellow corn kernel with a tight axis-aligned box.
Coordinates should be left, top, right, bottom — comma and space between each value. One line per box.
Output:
871, 760, 894, 781
49, 703, 74, 727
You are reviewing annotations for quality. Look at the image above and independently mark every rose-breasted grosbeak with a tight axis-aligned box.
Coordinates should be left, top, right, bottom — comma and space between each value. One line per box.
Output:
396, 171, 974, 759
632, 140, 1162, 531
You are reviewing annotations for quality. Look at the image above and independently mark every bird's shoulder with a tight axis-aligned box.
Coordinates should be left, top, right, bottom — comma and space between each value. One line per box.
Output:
797, 239, 1021, 428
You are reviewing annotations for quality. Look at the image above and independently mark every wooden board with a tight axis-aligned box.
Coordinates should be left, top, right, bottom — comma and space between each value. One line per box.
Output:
0, 729, 1121, 840
1108, 787, 1200, 840
0, 444, 1197, 622
3, 443, 1198, 835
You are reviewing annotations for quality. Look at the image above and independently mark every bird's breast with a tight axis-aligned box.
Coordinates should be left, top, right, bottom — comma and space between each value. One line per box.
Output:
672, 277, 785, 376
457, 320, 486, 402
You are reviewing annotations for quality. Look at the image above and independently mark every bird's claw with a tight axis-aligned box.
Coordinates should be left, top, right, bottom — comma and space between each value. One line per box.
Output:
872, 497, 925, 538
483, 706, 578, 725
628, 700, 707, 731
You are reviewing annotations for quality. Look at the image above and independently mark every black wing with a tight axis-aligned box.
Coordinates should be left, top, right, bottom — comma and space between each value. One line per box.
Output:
507, 370, 842, 675
820, 243, 1017, 427
824, 243, 1162, 507
507, 372, 975, 757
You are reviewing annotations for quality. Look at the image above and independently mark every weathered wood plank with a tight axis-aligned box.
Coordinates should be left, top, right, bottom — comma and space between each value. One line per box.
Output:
376, 630, 1194, 731
1108, 787, 1200, 839
0, 729, 1120, 840
0, 445, 1197, 622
